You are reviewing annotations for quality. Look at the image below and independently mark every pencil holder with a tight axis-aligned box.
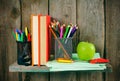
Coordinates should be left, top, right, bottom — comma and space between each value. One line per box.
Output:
17, 41, 31, 66
55, 38, 73, 59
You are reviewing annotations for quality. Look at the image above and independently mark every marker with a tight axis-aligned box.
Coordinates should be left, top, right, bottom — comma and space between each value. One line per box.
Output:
21, 32, 24, 42
28, 33, 31, 41
18, 33, 21, 41
25, 27, 28, 37
15, 32, 18, 41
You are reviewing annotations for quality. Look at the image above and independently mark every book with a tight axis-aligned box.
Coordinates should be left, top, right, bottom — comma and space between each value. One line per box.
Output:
39, 15, 51, 65
31, 15, 39, 66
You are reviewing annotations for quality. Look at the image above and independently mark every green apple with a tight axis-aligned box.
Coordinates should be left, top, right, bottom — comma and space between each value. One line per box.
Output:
76, 42, 95, 61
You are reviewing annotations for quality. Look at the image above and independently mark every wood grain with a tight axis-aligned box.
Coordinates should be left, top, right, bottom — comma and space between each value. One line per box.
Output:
21, 0, 49, 81
106, 0, 120, 81
50, 72, 76, 81
49, 0, 77, 81
21, 0, 48, 30
77, 0, 104, 81
0, 0, 20, 81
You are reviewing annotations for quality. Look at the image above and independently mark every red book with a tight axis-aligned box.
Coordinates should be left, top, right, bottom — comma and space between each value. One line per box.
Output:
39, 15, 51, 65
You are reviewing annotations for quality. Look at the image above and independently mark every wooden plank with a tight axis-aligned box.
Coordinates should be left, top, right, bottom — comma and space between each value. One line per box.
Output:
106, 0, 120, 81
50, 72, 76, 81
21, 0, 49, 81
76, 0, 104, 81
21, 0, 48, 29
0, 0, 20, 81
49, 0, 77, 81
20, 72, 49, 81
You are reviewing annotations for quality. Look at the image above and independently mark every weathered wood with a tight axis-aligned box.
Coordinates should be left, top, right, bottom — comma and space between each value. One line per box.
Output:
50, 72, 76, 81
0, 0, 20, 81
106, 0, 120, 81
49, 0, 77, 81
9, 62, 49, 72
77, 0, 104, 81
21, 0, 48, 29
21, 0, 49, 81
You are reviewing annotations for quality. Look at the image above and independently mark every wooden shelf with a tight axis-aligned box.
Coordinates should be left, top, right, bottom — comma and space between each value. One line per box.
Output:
9, 62, 49, 72
9, 62, 112, 72
9, 53, 112, 72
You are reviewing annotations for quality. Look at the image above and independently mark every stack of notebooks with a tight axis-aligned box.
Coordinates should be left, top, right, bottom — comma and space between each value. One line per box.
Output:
31, 14, 51, 66
46, 53, 107, 72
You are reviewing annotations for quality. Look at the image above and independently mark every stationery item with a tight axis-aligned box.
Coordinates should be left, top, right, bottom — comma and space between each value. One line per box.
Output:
66, 24, 73, 38
18, 33, 21, 41
39, 15, 51, 65
16, 32, 18, 41
55, 37, 73, 59
57, 58, 73, 63
25, 27, 28, 37
17, 41, 31, 66
52, 28, 59, 37
56, 21, 60, 32
20, 32, 24, 42
60, 24, 65, 38
27, 33, 31, 42
65, 24, 73, 43
70, 25, 78, 37
90, 58, 109, 64
49, 26, 71, 60
46, 53, 107, 72
31, 15, 39, 66
63, 25, 70, 38
16, 29, 21, 34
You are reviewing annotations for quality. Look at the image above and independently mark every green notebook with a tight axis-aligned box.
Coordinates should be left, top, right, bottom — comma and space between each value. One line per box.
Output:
46, 53, 106, 72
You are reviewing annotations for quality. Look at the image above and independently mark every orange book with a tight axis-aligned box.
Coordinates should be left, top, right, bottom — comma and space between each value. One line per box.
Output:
31, 15, 40, 66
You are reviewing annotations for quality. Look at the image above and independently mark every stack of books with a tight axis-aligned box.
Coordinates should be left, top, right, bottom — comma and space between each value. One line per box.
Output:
31, 14, 51, 66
